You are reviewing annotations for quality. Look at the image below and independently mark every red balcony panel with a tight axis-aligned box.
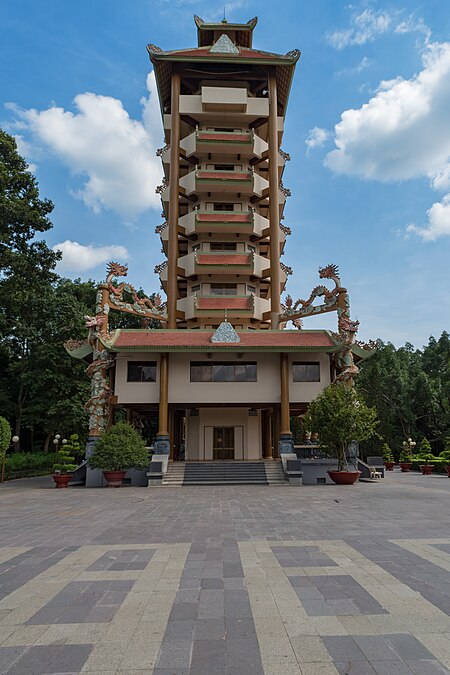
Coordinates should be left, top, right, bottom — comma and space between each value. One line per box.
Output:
197, 171, 250, 181
196, 297, 252, 310
196, 253, 251, 265
196, 212, 252, 223
197, 132, 251, 143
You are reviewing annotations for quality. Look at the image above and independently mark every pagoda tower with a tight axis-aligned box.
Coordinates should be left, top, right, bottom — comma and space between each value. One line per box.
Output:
149, 16, 299, 332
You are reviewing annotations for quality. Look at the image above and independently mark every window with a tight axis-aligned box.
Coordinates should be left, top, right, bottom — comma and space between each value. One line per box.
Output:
213, 203, 235, 211
214, 164, 238, 171
127, 361, 157, 382
210, 283, 237, 295
191, 284, 201, 293
292, 362, 320, 382
210, 242, 237, 251
190, 362, 257, 382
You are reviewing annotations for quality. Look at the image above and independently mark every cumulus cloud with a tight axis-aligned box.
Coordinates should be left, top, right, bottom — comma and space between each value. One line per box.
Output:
325, 42, 450, 181
326, 8, 392, 49
406, 194, 450, 241
305, 127, 331, 152
10, 72, 163, 220
53, 240, 128, 273
325, 40, 450, 239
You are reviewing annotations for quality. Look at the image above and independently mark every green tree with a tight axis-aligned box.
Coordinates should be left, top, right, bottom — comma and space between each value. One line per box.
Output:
0, 130, 60, 445
304, 384, 378, 471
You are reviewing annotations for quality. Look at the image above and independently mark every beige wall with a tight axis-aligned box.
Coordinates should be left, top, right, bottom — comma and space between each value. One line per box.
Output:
115, 350, 331, 406
186, 407, 261, 461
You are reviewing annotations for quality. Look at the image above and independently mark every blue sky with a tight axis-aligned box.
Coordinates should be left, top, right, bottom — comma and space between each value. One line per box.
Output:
2, 0, 450, 346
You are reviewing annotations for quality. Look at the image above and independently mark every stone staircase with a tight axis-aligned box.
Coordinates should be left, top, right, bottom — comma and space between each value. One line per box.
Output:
162, 463, 185, 486
264, 460, 289, 485
161, 461, 288, 486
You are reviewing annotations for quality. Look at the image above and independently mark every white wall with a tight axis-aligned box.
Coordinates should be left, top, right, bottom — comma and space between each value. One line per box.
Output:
115, 350, 331, 406
185, 407, 261, 460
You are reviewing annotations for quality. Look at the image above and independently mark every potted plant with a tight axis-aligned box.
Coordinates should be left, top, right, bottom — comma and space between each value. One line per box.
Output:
399, 438, 415, 472
304, 383, 378, 485
440, 438, 450, 477
88, 422, 149, 487
416, 438, 435, 475
52, 435, 77, 488
382, 443, 395, 471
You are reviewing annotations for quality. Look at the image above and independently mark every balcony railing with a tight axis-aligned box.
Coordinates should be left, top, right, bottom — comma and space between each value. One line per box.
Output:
194, 250, 254, 268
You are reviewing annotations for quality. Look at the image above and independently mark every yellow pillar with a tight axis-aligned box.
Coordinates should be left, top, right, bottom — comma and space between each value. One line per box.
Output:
268, 72, 281, 330
168, 72, 180, 329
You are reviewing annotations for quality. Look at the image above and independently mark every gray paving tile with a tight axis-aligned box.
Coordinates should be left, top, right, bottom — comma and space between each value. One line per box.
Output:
7, 644, 92, 674
323, 636, 367, 661
353, 636, 400, 661
385, 634, 434, 660
371, 661, 414, 675
335, 662, 377, 675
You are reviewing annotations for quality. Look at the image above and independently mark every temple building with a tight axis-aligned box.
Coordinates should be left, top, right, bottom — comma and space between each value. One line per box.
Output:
66, 16, 363, 483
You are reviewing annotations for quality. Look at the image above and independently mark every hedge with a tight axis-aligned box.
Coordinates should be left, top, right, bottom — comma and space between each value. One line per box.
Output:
3, 452, 59, 480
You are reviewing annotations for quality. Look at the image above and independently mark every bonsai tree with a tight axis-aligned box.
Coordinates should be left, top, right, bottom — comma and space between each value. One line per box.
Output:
304, 383, 378, 471
64, 434, 82, 463
399, 447, 412, 463
53, 440, 77, 475
417, 437, 434, 461
382, 443, 394, 463
89, 422, 148, 472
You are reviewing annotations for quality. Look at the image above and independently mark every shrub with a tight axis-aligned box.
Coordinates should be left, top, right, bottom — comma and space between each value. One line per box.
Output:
399, 448, 412, 463
382, 443, 394, 462
4, 452, 59, 480
89, 423, 149, 472
53, 437, 77, 474
419, 437, 432, 455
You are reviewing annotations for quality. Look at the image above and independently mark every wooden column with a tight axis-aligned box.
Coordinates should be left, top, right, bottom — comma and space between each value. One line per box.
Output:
273, 406, 280, 459
280, 353, 292, 436
168, 71, 180, 329
268, 72, 281, 330
263, 409, 273, 459
157, 352, 169, 438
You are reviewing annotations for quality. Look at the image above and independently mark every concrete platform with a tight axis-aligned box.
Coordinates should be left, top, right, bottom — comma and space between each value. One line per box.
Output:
0, 470, 449, 673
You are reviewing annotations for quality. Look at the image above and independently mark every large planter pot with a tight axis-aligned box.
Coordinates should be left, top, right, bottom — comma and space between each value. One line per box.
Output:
103, 470, 126, 487
400, 463, 412, 472
327, 470, 361, 485
420, 465, 434, 475
52, 473, 72, 489
384, 462, 395, 471
445, 466, 450, 478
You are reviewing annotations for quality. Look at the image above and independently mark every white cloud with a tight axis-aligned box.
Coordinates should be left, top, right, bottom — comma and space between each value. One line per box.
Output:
336, 56, 373, 77
406, 194, 450, 241
325, 40, 450, 239
325, 42, 450, 182
306, 127, 331, 152
53, 240, 128, 273
10, 72, 163, 220
326, 8, 392, 49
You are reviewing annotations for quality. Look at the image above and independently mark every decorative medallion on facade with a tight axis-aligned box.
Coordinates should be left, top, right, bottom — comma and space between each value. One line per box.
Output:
210, 320, 241, 343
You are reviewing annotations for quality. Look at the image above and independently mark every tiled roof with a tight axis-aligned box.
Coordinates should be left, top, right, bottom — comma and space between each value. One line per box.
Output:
196, 254, 251, 265
107, 330, 337, 351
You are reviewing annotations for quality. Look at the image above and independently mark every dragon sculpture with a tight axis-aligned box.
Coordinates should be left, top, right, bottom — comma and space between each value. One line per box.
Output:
280, 264, 360, 384
98, 261, 167, 322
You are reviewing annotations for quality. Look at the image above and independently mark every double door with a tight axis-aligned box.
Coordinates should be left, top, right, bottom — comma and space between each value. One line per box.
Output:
213, 427, 235, 460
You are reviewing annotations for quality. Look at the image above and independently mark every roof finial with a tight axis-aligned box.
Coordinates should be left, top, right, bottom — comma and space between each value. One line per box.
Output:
222, 5, 228, 23
224, 308, 228, 322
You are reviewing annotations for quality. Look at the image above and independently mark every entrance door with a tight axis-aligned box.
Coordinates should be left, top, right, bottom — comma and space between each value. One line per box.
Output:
213, 427, 235, 460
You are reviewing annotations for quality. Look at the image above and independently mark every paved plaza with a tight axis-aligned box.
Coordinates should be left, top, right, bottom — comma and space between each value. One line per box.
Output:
0, 471, 449, 674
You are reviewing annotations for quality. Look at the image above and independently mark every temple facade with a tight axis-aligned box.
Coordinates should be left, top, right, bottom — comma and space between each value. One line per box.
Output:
66, 16, 362, 478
